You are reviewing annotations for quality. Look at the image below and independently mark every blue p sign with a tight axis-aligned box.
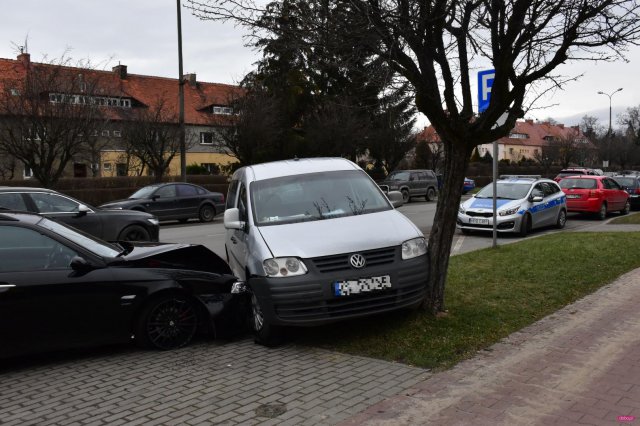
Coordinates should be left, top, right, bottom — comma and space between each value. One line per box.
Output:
478, 69, 495, 113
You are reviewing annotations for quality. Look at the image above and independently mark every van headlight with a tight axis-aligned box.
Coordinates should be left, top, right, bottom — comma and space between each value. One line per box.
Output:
499, 205, 520, 216
459, 204, 466, 214
263, 257, 308, 277
402, 237, 427, 260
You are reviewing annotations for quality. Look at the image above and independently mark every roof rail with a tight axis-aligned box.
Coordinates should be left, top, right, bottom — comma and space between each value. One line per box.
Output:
499, 175, 541, 179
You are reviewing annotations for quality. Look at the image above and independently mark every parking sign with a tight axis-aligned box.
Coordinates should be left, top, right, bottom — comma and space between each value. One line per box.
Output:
478, 69, 495, 113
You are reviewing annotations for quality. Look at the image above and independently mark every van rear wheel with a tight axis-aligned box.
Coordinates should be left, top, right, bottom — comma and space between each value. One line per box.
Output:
250, 294, 283, 347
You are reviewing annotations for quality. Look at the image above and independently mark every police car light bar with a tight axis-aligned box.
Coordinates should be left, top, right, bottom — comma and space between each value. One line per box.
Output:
499, 175, 541, 179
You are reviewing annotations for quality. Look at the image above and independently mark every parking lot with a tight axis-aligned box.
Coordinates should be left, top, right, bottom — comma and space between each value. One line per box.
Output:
0, 198, 626, 426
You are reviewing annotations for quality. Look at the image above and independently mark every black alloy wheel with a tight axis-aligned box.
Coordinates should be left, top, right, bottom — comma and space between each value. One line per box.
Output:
199, 204, 215, 222
401, 189, 410, 203
118, 225, 151, 241
136, 294, 198, 350
556, 209, 567, 229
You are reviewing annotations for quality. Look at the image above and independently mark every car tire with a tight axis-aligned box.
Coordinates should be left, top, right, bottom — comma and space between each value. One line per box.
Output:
250, 293, 283, 347
199, 204, 215, 222
518, 213, 530, 237
401, 189, 410, 203
597, 203, 607, 220
118, 225, 151, 241
620, 201, 630, 215
426, 187, 436, 202
135, 294, 198, 350
556, 209, 567, 229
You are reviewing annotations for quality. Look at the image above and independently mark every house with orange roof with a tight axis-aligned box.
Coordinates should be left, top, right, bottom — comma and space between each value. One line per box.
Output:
0, 53, 241, 179
417, 119, 596, 164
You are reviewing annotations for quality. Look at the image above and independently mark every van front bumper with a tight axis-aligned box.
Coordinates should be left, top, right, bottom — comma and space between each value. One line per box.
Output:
249, 251, 429, 326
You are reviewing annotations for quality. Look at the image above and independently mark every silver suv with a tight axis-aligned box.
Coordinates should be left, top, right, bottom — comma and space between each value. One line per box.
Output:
378, 169, 438, 203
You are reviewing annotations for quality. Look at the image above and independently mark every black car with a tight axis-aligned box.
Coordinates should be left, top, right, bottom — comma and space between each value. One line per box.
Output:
612, 175, 640, 210
0, 211, 247, 358
100, 183, 225, 223
378, 169, 439, 202
0, 187, 159, 241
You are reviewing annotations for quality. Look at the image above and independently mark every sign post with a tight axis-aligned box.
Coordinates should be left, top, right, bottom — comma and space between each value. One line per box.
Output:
478, 70, 498, 248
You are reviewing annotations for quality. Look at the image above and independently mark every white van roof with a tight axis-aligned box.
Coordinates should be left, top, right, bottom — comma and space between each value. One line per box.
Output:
246, 157, 360, 181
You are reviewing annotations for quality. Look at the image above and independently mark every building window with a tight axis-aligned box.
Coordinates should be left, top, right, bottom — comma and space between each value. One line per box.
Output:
113, 130, 122, 137
10, 88, 19, 96
103, 162, 112, 171
91, 130, 99, 137
200, 132, 215, 144
23, 164, 33, 179
116, 163, 127, 177
509, 133, 528, 139
49, 93, 131, 108
102, 130, 110, 137
212, 106, 233, 115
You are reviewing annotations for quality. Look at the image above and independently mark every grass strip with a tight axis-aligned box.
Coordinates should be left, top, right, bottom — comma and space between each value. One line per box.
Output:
298, 232, 640, 370
609, 211, 640, 224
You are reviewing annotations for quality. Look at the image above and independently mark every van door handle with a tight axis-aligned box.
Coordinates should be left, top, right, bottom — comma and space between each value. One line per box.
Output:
230, 236, 238, 244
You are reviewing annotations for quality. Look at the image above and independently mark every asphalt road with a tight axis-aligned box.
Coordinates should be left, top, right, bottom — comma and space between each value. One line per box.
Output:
159, 196, 609, 258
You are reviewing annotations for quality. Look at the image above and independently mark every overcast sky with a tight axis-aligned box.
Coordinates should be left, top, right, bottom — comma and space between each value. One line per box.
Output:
1, 0, 638, 129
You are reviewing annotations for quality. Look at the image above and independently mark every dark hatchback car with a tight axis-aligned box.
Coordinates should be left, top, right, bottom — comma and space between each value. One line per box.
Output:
0, 187, 159, 241
612, 175, 640, 210
0, 211, 247, 359
101, 183, 225, 223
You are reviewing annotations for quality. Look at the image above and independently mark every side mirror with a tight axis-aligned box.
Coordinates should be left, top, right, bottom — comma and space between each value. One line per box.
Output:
530, 195, 544, 203
386, 190, 404, 208
70, 256, 94, 272
151, 195, 159, 201
76, 204, 90, 217
224, 208, 245, 230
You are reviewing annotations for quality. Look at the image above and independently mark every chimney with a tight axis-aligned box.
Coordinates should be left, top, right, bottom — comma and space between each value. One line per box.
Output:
17, 52, 30, 68
525, 119, 533, 124
185, 73, 197, 87
558, 123, 564, 129
112, 64, 127, 80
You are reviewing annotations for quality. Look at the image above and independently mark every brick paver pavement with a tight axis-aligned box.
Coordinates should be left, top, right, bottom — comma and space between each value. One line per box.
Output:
0, 339, 429, 425
342, 267, 640, 426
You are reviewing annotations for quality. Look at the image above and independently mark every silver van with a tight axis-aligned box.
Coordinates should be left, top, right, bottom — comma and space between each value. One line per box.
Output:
223, 158, 429, 345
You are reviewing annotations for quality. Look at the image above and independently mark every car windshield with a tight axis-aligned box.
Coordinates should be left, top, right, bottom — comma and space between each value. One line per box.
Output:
559, 178, 597, 189
251, 170, 392, 226
475, 182, 532, 200
613, 177, 635, 187
386, 171, 411, 181
36, 217, 121, 258
129, 185, 160, 199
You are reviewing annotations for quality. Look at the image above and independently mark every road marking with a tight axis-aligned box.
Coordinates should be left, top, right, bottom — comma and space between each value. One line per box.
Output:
451, 235, 465, 254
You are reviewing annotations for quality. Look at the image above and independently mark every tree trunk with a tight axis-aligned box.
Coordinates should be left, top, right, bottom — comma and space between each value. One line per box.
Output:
422, 139, 472, 314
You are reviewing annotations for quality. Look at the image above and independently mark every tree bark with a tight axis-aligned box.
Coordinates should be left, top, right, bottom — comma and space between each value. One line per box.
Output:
423, 138, 472, 314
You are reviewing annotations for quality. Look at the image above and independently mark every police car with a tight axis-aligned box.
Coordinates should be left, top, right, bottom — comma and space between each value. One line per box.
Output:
457, 175, 567, 237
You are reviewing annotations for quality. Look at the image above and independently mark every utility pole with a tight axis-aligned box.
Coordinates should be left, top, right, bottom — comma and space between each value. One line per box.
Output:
177, 0, 186, 181
597, 88, 623, 170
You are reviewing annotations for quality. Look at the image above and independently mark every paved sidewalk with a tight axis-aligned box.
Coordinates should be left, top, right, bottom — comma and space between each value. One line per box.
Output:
342, 267, 640, 425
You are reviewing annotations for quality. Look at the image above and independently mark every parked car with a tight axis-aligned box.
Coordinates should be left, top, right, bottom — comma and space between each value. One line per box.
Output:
0, 187, 159, 241
612, 175, 640, 210
100, 182, 225, 223
559, 176, 630, 219
463, 177, 476, 194
224, 158, 428, 346
0, 211, 247, 359
457, 176, 567, 236
554, 168, 602, 182
378, 169, 439, 203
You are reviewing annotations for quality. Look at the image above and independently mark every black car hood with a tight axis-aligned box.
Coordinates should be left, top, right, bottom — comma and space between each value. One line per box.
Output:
100, 199, 140, 208
110, 242, 232, 275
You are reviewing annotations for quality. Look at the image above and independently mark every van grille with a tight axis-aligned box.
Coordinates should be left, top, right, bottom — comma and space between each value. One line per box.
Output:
311, 247, 397, 273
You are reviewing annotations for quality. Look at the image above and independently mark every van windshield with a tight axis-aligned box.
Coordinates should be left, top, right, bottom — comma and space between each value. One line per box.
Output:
251, 170, 392, 226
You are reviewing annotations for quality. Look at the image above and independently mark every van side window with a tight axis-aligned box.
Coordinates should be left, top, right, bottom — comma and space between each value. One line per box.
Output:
238, 184, 248, 222
226, 180, 239, 210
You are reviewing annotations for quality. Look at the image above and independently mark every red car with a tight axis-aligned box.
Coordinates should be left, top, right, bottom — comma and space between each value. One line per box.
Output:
559, 176, 630, 220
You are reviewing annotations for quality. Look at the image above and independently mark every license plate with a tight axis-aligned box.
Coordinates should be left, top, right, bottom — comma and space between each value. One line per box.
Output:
567, 194, 581, 199
333, 275, 391, 296
469, 218, 489, 225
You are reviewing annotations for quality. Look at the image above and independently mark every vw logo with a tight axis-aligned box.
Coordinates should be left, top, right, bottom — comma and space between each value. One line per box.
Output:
349, 254, 366, 269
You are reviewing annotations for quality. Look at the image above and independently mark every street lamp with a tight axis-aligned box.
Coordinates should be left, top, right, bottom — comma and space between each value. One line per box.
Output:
597, 88, 623, 169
